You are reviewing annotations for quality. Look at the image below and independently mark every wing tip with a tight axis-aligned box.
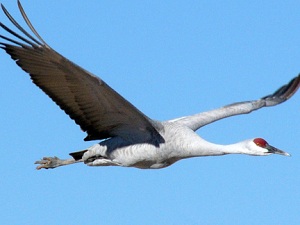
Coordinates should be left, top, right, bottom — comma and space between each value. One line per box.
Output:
262, 74, 300, 102
282, 74, 300, 100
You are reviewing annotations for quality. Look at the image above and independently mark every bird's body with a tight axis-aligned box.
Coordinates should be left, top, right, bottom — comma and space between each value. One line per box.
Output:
0, 1, 298, 170
82, 122, 225, 169
78, 120, 288, 169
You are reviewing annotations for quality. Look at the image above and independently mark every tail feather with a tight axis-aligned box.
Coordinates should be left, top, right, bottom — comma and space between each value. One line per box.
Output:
69, 150, 88, 161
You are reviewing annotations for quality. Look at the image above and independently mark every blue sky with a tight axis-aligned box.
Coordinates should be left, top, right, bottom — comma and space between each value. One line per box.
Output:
1, 1, 300, 224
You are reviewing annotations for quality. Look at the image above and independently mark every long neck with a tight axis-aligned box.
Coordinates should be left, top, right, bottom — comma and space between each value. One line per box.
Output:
186, 137, 247, 157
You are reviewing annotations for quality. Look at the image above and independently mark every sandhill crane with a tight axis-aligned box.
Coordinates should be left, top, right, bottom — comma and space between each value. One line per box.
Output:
1, 1, 299, 170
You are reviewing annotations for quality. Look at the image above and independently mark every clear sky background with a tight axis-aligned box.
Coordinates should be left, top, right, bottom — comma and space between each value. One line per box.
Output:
0, 1, 300, 224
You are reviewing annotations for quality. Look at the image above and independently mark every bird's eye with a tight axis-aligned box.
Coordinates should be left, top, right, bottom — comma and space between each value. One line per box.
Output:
254, 138, 268, 148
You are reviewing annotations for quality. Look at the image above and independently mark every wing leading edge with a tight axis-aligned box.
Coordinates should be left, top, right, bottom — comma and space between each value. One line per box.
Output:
170, 75, 300, 131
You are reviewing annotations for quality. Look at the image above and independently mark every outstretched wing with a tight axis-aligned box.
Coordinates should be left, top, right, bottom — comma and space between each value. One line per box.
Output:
170, 75, 300, 131
0, 1, 163, 144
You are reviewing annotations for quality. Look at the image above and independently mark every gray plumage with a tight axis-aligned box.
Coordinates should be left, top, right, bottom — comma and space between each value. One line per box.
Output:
1, 1, 298, 170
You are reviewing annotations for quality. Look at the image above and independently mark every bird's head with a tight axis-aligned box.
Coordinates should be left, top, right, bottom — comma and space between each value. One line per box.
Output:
244, 138, 290, 156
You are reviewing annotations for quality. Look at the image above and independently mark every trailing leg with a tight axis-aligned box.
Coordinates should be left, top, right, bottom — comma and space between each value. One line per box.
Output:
35, 156, 82, 170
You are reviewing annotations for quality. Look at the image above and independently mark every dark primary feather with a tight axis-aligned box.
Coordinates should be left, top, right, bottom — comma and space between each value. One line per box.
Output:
0, 1, 163, 145
262, 75, 300, 105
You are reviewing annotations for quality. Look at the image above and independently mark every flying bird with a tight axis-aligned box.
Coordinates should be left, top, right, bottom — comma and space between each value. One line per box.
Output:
1, 1, 299, 170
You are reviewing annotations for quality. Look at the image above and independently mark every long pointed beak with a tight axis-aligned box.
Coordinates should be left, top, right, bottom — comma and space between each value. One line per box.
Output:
267, 144, 291, 156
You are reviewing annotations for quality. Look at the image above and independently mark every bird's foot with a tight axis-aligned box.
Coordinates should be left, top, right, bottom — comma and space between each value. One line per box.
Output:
34, 156, 76, 170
